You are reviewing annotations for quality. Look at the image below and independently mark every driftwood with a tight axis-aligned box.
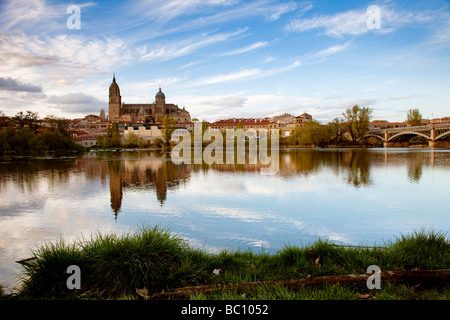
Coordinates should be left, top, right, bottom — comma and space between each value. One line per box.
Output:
150, 269, 450, 300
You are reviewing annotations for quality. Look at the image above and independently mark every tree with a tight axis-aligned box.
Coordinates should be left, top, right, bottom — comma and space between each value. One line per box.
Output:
407, 108, 422, 127
0, 111, 10, 128
12, 110, 40, 133
202, 120, 209, 136
45, 115, 70, 136
161, 116, 177, 146
122, 132, 146, 148
342, 105, 372, 141
290, 120, 332, 147
329, 117, 346, 144
107, 122, 122, 147
97, 122, 122, 148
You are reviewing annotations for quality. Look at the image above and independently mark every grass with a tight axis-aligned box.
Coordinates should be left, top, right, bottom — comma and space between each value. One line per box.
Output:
8, 227, 450, 300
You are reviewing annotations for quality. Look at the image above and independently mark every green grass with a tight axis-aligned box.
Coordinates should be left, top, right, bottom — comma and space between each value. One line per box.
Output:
11, 227, 450, 300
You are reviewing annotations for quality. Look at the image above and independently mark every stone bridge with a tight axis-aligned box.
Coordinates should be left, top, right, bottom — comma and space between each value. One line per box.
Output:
364, 123, 450, 147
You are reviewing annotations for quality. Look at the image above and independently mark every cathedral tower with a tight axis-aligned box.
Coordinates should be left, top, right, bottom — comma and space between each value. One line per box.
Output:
108, 74, 121, 121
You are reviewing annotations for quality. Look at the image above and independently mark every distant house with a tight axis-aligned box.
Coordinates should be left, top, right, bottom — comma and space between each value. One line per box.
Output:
74, 135, 97, 147
369, 121, 407, 130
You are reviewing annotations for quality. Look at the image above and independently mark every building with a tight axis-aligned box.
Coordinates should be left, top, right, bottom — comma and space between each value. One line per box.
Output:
369, 121, 408, 130
73, 134, 97, 147
108, 75, 191, 124
123, 124, 190, 143
209, 113, 313, 137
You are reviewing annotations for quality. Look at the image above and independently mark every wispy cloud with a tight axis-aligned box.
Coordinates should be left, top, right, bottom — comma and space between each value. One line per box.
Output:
140, 28, 248, 61
131, 0, 237, 23
265, 0, 299, 21
285, 5, 433, 37
308, 41, 352, 59
193, 68, 262, 86
223, 41, 269, 55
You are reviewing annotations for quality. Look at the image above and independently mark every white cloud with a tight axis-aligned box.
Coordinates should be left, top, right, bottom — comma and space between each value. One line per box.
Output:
285, 5, 433, 37
265, 1, 299, 21
308, 42, 352, 59
223, 41, 269, 55
140, 28, 248, 61
192, 68, 262, 86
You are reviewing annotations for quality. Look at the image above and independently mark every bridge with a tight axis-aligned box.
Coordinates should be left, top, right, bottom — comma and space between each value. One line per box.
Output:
364, 123, 450, 147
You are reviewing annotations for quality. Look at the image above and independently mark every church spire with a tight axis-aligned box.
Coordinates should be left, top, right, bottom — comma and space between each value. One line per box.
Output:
113, 72, 116, 83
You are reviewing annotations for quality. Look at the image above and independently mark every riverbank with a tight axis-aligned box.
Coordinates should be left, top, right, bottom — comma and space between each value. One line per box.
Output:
3, 227, 448, 300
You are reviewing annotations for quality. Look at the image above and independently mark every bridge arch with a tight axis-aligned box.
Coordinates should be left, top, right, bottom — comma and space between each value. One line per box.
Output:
436, 131, 450, 141
361, 134, 385, 142
388, 131, 431, 142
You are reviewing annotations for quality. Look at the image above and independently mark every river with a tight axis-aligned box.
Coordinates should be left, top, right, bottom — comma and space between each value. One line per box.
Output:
0, 148, 449, 292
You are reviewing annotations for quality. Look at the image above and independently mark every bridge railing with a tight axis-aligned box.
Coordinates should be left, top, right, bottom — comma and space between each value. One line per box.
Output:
368, 123, 449, 133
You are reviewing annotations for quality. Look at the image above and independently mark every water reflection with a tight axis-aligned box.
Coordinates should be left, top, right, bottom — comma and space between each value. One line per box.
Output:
1, 148, 449, 292
0, 149, 441, 218
80, 149, 439, 216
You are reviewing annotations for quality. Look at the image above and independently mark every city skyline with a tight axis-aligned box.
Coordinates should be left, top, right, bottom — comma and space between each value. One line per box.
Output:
0, 0, 449, 123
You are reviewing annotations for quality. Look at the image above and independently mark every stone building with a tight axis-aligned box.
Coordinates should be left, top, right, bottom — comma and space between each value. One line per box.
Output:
108, 75, 191, 124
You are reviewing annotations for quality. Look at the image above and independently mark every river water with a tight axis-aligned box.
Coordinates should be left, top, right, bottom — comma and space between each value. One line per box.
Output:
0, 148, 449, 292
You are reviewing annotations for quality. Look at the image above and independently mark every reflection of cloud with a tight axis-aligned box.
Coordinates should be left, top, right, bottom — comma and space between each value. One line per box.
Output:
222, 182, 247, 194
225, 233, 271, 249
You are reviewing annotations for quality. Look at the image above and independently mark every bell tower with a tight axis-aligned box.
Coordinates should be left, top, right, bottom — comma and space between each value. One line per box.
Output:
108, 73, 121, 121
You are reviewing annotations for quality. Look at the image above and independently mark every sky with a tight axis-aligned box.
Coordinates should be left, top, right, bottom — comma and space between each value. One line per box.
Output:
0, 0, 449, 123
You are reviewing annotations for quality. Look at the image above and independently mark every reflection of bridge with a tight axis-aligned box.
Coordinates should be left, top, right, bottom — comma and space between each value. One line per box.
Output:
365, 124, 450, 147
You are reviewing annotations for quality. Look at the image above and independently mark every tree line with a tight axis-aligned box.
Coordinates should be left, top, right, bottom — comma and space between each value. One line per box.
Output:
283, 106, 423, 148
0, 110, 85, 156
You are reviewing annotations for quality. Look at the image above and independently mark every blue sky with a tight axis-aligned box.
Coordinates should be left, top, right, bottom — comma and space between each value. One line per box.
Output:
0, 0, 449, 123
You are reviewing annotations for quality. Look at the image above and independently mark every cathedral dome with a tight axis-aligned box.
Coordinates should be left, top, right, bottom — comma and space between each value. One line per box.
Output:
156, 87, 165, 98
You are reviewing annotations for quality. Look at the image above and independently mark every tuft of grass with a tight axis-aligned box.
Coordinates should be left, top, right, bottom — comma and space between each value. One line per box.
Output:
15, 227, 449, 299
19, 226, 215, 299
386, 230, 449, 270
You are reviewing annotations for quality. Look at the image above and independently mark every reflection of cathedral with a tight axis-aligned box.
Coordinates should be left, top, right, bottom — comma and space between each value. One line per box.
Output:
108, 75, 191, 123
106, 153, 197, 217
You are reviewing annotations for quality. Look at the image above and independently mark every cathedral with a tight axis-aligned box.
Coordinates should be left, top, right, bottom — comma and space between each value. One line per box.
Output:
108, 75, 191, 124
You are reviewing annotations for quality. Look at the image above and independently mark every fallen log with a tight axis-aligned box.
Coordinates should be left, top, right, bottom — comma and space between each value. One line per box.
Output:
150, 269, 450, 300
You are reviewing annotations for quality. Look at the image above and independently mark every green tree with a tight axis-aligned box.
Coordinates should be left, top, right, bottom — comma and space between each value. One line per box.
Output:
407, 108, 422, 126
290, 120, 332, 147
45, 115, 70, 136
329, 117, 346, 144
12, 110, 40, 133
123, 132, 143, 148
202, 120, 209, 136
342, 105, 372, 141
0, 111, 10, 128
161, 116, 177, 146
107, 122, 122, 147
